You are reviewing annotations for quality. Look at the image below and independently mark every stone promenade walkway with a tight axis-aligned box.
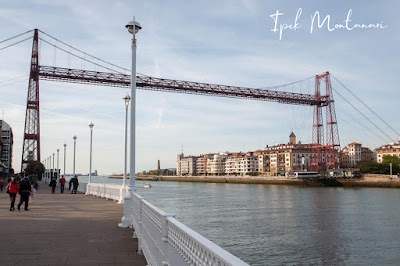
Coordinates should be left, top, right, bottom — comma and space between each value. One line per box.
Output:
0, 181, 147, 266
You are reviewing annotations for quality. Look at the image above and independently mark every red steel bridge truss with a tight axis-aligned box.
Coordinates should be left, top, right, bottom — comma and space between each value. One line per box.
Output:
22, 29, 340, 172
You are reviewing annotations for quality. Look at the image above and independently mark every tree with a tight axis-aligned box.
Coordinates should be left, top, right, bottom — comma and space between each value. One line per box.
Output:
25, 161, 45, 176
357, 160, 386, 174
382, 155, 400, 174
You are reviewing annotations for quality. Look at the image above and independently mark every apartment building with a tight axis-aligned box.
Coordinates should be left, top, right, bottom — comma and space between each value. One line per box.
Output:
239, 153, 259, 175
258, 133, 312, 176
375, 141, 400, 163
342, 142, 361, 168
225, 152, 244, 175
225, 152, 259, 175
341, 142, 375, 167
361, 147, 375, 161
176, 153, 197, 176
0, 120, 13, 177
206, 152, 228, 175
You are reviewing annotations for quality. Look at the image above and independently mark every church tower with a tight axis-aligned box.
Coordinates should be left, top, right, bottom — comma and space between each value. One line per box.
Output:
289, 132, 296, 144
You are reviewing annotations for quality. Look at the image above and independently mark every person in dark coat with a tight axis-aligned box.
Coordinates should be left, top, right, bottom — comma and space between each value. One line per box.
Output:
17, 175, 32, 211
49, 178, 57, 194
69, 175, 79, 194
0, 178, 4, 192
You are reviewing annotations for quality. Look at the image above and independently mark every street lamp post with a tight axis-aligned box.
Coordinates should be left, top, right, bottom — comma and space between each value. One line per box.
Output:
89, 122, 94, 184
57, 149, 60, 181
52, 153, 55, 180
45, 158, 47, 181
63, 144, 66, 177
73, 135, 77, 176
120, 17, 141, 228
126, 17, 141, 191
49, 156, 51, 180
123, 94, 131, 188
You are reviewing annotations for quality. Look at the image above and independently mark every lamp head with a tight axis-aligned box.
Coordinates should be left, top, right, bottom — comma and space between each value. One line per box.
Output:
123, 93, 131, 107
89, 122, 94, 129
57, 149, 59, 152
64, 143, 67, 147
73, 135, 77, 140
126, 20, 142, 34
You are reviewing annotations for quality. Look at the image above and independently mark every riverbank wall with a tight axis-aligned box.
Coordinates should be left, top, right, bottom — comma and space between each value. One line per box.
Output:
109, 174, 400, 188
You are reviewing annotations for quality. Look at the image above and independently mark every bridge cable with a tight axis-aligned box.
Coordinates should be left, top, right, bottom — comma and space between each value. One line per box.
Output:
332, 86, 394, 142
260, 76, 314, 90
0, 29, 34, 44
39, 30, 130, 74
39, 37, 128, 75
335, 104, 386, 143
331, 74, 400, 138
0, 36, 33, 52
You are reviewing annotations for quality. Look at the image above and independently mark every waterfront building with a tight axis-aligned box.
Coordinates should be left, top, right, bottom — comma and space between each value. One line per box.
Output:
225, 152, 244, 175
341, 142, 375, 168
361, 147, 375, 161
206, 152, 228, 176
0, 120, 13, 177
176, 153, 197, 176
225, 152, 258, 175
196, 154, 212, 175
239, 152, 259, 175
258, 132, 312, 176
375, 141, 400, 163
341, 142, 361, 168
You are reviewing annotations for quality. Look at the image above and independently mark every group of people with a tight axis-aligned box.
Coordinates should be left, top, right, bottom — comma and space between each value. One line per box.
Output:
5, 175, 35, 211
3, 174, 80, 211
48, 175, 79, 194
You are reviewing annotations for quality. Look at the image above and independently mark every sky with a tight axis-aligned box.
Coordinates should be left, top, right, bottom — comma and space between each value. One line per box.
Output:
0, 0, 399, 175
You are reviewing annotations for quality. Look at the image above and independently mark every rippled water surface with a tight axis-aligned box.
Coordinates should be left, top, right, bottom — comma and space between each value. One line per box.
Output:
83, 176, 400, 265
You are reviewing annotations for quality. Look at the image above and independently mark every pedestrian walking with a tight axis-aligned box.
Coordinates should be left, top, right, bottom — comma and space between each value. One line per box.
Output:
30, 184, 36, 202
0, 178, 4, 192
69, 175, 79, 194
17, 175, 32, 211
60, 175, 66, 193
6, 177, 19, 211
49, 178, 57, 194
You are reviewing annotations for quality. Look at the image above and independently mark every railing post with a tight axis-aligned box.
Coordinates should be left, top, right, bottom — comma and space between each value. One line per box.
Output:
118, 187, 125, 204
85, 183, 90, 195
137, 197, 143, 255
119, 191, 133, 228
162, 213, 175, 266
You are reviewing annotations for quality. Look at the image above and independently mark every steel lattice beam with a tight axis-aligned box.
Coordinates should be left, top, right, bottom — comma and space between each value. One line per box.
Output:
38, 66, 327, 106
21, 29, 40, 171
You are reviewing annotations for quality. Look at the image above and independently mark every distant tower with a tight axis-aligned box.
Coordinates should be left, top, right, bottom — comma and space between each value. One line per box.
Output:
157, 160, 160, 170
21, 29, 40, 171
289, 132, 296, 144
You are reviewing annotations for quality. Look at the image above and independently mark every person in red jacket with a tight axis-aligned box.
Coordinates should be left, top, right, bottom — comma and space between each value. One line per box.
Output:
60, 175, 66, 194
6, 177, 19, 211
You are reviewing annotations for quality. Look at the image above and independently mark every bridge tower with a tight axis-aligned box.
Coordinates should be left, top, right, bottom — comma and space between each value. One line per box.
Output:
311, 72, 341, 172
21, 29, 40, 171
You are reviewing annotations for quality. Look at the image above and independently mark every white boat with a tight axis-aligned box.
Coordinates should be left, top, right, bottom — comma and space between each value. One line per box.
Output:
144, 183, 151, 188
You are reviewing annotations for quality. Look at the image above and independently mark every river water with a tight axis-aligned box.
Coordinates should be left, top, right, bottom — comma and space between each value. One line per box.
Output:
78, 176, 400, 265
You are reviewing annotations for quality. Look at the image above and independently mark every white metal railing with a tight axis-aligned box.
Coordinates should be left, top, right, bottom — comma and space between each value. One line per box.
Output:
84, 183, 128, 203
130, 192, 249, 266
83, 183, 249, 266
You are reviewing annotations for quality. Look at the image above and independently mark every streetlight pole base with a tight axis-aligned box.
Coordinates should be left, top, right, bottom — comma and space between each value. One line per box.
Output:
119, 191, 133, 228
